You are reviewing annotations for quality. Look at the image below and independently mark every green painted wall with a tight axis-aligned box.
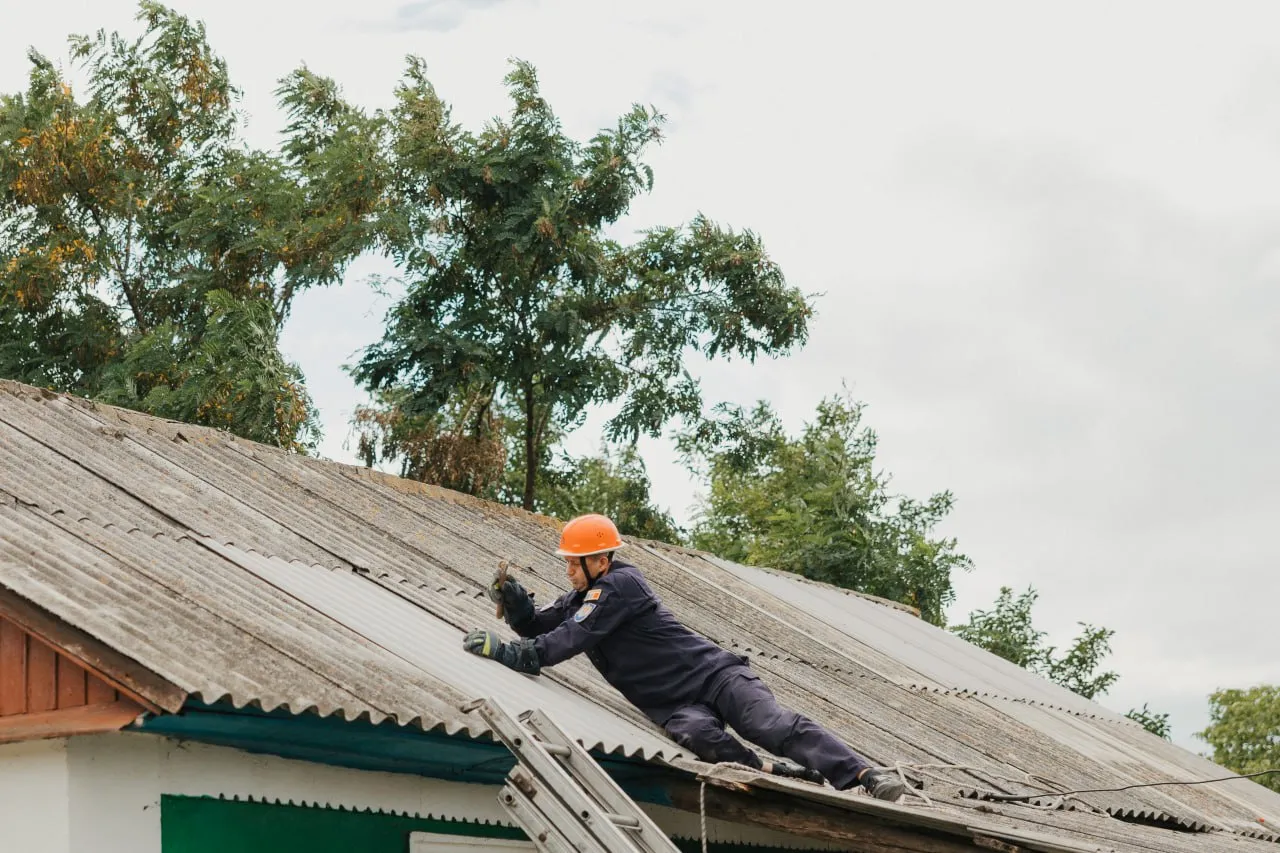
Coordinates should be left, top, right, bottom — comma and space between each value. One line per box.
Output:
160, 795, 831, 853
160, 796, 524, 853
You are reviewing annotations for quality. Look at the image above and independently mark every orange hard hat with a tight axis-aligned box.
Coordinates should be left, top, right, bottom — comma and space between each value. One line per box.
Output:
555, 514, 624, 557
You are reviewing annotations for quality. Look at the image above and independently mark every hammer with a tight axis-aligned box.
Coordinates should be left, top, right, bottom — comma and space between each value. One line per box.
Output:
494, 560, 511, 619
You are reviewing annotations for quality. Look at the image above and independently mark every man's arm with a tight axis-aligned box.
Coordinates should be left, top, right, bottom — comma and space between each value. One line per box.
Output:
513, 596, 573, 637
533, 579, 635, 667
460, 587, 582, 677
497, 580, 572, 638
486, 569, 573, 637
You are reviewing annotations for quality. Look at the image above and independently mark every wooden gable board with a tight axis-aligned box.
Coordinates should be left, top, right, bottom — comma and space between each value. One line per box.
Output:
0, 613, 144, 743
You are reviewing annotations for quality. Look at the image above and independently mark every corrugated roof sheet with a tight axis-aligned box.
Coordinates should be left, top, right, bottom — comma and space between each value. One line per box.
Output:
705, 555, 1117, 717
2, 379, 1278, 852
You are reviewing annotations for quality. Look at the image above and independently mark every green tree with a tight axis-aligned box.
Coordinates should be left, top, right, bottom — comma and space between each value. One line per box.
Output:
950, 586, 1046, 669
97, 290, 320, 448
1125, 704, 1171, 740
679, 393, 968, 625
347, 59, 811, 509
953, 585, 1120, 700
955, 587, 1175, 734
539, 445, 684, 545
350, 383, 560, 510
1199, 686, 1280, 793
0, 2, 378, 450
351, 385, 507, 496
351, 390, 683, 543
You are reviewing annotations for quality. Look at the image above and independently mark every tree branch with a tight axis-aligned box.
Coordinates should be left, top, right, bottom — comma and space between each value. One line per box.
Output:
522, 376, 537, 510
98, 208, 147, 334
275, 278, 296, 329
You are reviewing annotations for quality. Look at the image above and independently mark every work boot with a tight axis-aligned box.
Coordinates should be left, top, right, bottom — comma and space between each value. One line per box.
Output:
858, 767, 906, 801
765, 760, 825, 785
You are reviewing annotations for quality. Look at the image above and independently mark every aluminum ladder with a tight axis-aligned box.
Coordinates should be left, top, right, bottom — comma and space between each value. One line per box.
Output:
465, 697, 681, 853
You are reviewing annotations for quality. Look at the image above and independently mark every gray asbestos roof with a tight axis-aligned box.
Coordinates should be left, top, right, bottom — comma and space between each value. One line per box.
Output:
1, 380, 1277, 853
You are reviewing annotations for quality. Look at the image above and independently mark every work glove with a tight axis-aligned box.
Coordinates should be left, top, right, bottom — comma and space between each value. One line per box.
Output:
485, 569, 507, 605
463, 630, 541, 675
486, 572, 535, 628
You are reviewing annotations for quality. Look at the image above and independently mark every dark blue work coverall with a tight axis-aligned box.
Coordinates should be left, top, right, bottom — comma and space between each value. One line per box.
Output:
510, 558, 874, 789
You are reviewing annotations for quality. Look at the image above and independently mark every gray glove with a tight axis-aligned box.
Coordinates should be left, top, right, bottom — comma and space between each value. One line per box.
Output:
463, 630, 541, 674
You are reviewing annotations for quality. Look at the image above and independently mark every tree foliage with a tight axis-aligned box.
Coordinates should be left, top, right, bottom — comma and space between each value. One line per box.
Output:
0, 2, 377, 449
539, 445, 684, 545
1199, 686, 1280, 793
346, 59, 811, 508
349, 383, 554, 509
679, 393, 969, 625
953, 585, 1120, 700
952, 586, 1046, 669
954, 586, 1178, 736
97, 290, 320, 449
351, 385, 507, 496
351, 388, 682, 543
1125, 704, 1172, 740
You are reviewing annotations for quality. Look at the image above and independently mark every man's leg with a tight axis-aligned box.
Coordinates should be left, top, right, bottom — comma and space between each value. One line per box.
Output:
712, 669, 897, 796
662, 704, 764, 768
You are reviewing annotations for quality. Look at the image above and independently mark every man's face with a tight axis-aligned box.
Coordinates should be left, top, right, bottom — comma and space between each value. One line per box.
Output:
565, 554, 609, 591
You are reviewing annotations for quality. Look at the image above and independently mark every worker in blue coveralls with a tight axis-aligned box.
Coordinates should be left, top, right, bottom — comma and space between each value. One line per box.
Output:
462, 513, 906, 801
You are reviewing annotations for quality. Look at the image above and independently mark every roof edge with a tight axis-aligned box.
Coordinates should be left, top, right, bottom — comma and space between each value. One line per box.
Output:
0, 583, 187, 713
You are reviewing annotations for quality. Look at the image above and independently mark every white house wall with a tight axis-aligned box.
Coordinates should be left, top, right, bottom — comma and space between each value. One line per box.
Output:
67, 731, 163, 853
0, 739, 72, 853
36, 732, 853, 852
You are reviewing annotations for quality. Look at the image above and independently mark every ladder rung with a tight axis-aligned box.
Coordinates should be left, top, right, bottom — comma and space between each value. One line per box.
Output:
605, 813, 641, 829
513, 734, 570, 757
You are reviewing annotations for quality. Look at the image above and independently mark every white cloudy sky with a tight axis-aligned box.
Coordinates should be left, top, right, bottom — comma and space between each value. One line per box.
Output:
5, 0, 1279, 750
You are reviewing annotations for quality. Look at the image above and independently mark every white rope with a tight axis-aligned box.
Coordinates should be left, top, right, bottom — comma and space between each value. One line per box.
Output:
699, 780, 708, 853
893, 761, 934, 807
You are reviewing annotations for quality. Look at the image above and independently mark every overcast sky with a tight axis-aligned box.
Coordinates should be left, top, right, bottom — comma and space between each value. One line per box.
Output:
5, 0, 1278, 751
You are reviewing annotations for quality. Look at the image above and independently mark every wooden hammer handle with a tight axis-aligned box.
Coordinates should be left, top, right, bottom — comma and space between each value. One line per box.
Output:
494, 560, 510, 619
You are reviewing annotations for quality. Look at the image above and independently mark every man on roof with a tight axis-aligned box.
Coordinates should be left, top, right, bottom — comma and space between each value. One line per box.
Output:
462, 513, 906, 801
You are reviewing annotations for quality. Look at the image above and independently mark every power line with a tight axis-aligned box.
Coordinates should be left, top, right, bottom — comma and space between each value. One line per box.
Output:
984, 769, 1280, 803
